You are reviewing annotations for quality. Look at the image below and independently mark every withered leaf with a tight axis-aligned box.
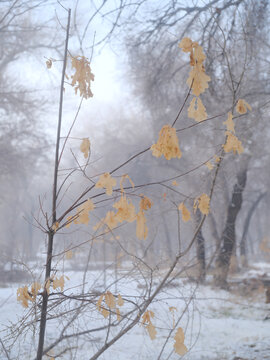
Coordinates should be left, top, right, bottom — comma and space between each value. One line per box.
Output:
52, 275, 65, 292
151, 125, 182, 160
188, 97, 207, 122
174, 327, 188, 355
223, 112, 235, 133
236, 99, 252, 114
178, 37, 193, 53
80, 138, 90, 159
70, 56, 94, 99
178, 202, 191, 222
113, 195, 136, 223
223, 132, 244, 155
136, 210, 148, 240
194, 193, 210, 215
205, 161, 213, 170
95, 173, 116, 196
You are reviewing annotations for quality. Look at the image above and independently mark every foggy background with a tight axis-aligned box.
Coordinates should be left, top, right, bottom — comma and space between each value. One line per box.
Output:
1, 0, 270, 281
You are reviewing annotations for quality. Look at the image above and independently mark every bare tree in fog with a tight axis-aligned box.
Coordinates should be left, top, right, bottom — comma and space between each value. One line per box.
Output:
113, 0, 270, 286
0, 0, 64, 268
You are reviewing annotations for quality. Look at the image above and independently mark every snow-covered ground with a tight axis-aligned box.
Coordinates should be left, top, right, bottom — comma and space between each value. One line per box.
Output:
0, 263, 269, 360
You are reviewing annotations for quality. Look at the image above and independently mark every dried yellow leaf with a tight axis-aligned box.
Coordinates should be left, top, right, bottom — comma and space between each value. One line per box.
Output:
142, 311, 156, 340
236, 99, 252, 114
188, 97, 207, 122
223, 112, 235, 133
31, 282, 41, 300
172, 180, 179, 186
116, 307, 121, 321
104, 210, 118, 229
194, 194, 210, 215
96, 294, 104, 311
178, 37, 193, 53
52, 275, 65, 292
80, 138, 90, 159
105, 291, 116, 309
95, 173, 116, 196
120, 174, 135, 193
113, 195, 136, 223
223, 131, 244, 155
139, 195, 152, 211
205, 161, 213, 170
214, 155, 221, 163
178, 202, 191, 222
142, 310, 154, 324
147, 322, 157, 340
151, 125, 182, 160
187, 64, 211, 96
174, 327, 188, 355
136, 210, 148, 240
74, 199, 95, 225
117, 294, 124, 306
101, 308, 109, 318
70, 56, 94, 99
17, 286, 32, 308
193, 43, 206, 63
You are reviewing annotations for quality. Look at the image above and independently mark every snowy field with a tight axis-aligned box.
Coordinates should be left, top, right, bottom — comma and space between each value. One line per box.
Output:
0, 263, 269, 360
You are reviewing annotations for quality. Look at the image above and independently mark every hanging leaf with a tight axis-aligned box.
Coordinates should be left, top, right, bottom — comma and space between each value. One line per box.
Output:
17, 286, 32, 308
80, 138, 90, 158
188, 97, 207, 122
223, 132, 244, 155
174, 327, 188, 355
223, 112, 235, 133
178, 202, 191, 222
70, 55, 94, 99
194, 194, 210, 215
151, 125, 182, 160
117, 294, 124, 306
120, 174, 135, 193
113, 194, 136, 223
52, 275, 65, 292
95, 173, 116, 195
187, 64, 211, 96
136, 210, 148, 240
205, 161, 213, 170
105, 291, 116, 309
74, 199, 95, 225
139, 195, 152, 211
142, 310, 156, 340
31, 282, 41, 300
178, 37, 193, 53
236, 99, 252, 114
116, 307, 121, 321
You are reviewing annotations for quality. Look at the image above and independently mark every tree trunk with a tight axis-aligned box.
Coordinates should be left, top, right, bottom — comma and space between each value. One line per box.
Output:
214, 168, 247, 288
195, 211, 206, 283
240, 192, 266, 267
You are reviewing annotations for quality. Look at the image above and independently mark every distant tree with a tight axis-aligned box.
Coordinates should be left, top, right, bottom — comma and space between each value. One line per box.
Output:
116, 0, 270, 286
